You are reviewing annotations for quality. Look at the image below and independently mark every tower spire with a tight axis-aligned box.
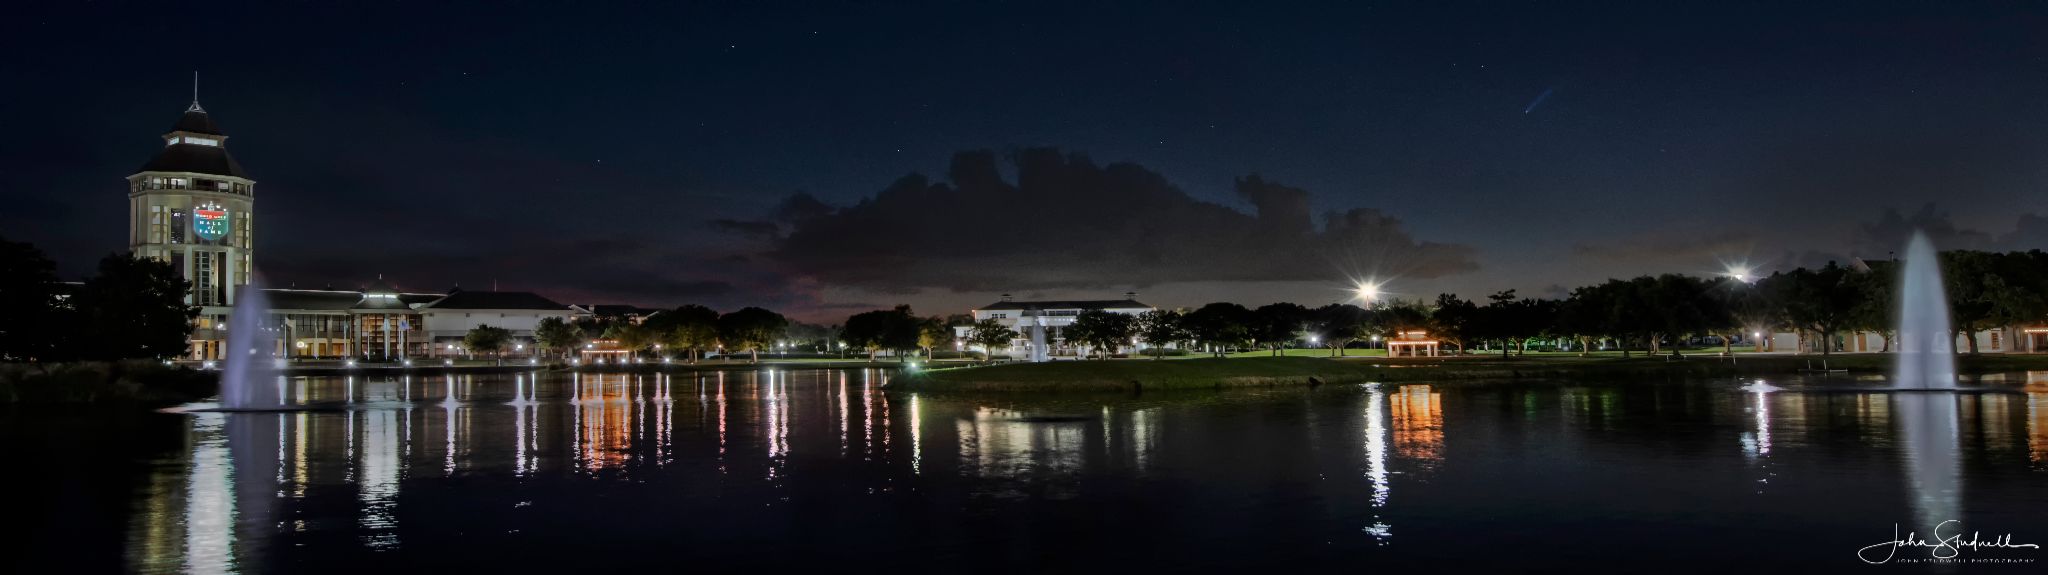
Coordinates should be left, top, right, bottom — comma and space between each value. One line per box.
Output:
187, 71, 205, 113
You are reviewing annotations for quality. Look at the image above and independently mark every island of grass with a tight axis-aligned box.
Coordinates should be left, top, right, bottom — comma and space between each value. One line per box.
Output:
890, 353, 2048, 393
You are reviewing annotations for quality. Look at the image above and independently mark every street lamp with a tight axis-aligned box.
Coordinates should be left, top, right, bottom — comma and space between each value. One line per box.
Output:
1726, 264, 1753, 283
1355, 280, 1382, 307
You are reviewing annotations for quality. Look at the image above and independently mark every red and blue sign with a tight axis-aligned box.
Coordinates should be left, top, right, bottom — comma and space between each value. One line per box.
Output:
193, 204, 229, 241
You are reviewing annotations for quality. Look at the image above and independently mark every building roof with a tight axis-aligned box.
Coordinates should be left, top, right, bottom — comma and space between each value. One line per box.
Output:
420, 290, 572, 311
587, 304, 658, 317
263, 289, 364, 311
978, 299, 1153, 311
171, 108, 224, 136
398, 293, 441, 305
137, 143, 248, 178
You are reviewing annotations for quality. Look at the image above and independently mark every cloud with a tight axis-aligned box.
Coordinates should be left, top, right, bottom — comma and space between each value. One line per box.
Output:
710, 219, 780, 240
1852, 204, 2048, 255
1853, 204, 1996, 255
738, 148, 1479, 293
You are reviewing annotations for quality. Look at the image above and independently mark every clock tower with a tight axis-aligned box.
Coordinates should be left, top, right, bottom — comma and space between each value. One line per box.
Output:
125, 94, 255, 313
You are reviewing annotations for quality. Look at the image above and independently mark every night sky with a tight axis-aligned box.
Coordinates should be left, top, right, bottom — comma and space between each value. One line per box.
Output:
7, 1, 2047, 321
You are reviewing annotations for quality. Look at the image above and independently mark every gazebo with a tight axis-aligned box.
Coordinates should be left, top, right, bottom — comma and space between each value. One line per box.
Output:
1386, 330, 1441, 357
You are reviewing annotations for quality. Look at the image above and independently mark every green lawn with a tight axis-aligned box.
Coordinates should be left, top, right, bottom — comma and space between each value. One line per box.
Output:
894, 352, 2048, 393
901, 356, 1383, 392
1217, 348, 1390, 359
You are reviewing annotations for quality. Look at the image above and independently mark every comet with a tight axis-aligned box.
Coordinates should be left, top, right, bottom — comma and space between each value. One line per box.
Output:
1522, 87, 1554, 114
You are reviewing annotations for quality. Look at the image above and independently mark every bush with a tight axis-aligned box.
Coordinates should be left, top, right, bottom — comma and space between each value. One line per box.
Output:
0, 361, 214, 404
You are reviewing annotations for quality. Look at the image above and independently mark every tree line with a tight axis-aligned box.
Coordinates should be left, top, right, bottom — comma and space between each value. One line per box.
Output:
1, 237, 196, 363
8, 232, 2043, 364
830, 249, 2048, 361
531, 305, 794, 363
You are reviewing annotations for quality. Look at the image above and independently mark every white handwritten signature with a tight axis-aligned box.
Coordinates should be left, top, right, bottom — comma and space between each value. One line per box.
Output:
1858, 520, 2039, 564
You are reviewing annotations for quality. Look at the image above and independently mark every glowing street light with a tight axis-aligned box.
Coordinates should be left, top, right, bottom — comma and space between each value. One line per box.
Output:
1726, 264, 1754, 283
1355, 281, 1382, 304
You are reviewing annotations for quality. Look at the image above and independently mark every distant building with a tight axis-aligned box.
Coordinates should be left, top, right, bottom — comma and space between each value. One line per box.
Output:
186, 280, 574, 361
127, 95, 256, 355
416, 290, 578, 357
1763, 328, 2039, 355
957, 293, 1155, 361
580, 304, 661, 325
1385, 330, 1441, 357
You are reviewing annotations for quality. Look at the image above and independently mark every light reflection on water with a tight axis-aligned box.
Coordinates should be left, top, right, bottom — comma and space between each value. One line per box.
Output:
101, 371, 2048, 572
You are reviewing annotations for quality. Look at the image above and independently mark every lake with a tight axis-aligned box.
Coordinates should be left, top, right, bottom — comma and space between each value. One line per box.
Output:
6, 369, 2047, 572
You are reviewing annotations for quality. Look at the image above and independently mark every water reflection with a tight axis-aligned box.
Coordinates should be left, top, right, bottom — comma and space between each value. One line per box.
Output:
1894, 393, 1961, 537
109, 371, 2048, 572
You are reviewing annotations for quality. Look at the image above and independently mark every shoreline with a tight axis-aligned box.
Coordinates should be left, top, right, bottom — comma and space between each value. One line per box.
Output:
888, 354, 2048, 393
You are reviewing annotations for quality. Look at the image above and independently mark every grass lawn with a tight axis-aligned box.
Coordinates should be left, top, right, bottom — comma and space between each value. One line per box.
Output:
895, 352, 2048, 393
900, 356, 1384, 392
1218, 348, 1389, 359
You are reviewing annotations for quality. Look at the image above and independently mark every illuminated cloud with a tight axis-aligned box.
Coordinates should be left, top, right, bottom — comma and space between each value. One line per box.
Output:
732, 148, 1479, 293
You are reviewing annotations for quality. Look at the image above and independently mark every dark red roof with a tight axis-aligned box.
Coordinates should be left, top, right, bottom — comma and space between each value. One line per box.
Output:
421, 291, 571, 311
137, 143, 247, 178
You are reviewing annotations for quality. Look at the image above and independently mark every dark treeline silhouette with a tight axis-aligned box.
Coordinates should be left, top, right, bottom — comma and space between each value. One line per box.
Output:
10, 230, 2044, 365
1, 237, 196, 363
829, 249, 2048, 361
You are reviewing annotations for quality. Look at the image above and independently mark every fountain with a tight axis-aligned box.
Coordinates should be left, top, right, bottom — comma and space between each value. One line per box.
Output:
1889, 232, 1962, 548
1893, 232, 1955, 389
219, 282, 282, 409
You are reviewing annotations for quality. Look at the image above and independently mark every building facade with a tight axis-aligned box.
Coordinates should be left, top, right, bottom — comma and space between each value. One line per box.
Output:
128, 98, 257, 359
957, 293, 1156, 360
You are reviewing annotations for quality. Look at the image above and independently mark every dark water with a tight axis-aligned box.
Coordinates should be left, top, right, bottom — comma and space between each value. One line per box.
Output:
7, 370, 2048, 573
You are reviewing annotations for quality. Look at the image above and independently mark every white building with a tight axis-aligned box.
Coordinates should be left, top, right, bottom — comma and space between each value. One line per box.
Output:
127, 96, 258, 358
957, 293, 1155, 361
1762, 328, 2041, 355
417, 290, 578, 356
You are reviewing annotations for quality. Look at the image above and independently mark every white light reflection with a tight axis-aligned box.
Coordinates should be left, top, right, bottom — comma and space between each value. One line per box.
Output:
909, 393, 922, 475
1363, 385, 1392, 544
183, 413, 233, 574
359, 409, 400, 549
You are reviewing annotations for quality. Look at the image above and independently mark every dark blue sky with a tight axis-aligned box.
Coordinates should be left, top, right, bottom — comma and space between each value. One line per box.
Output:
6, 1, 2046, 320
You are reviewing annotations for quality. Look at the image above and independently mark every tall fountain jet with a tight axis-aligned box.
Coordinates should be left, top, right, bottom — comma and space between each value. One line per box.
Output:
1894, 232, 1955, 390
218, 281, 281, 409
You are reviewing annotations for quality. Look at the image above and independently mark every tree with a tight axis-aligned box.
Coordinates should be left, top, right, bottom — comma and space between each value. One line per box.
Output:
463, 325, 513, 363
843, 306, 919, 362
917, 314, 959, 360
1308, 304, 1366, 357
1558, 282, 1621, 356
1637, 274, 1725, 356
1185, 302, 1254, 357
1845, 263, 1897, 352
716, 307, 788, 363
644, 304, 720, 362
1942, 250, 1999, 354
1429, 293, 1478, 354
534, 316, 583, 360
1476, 290, 1522, 357
0, 237, 62, 362
1067, 309, 1137, 359
1476, 290, 1556, 357
1760, 262, 1865, 356
1374, 300, 1432, 339
968, 318, 1015, 363
605, 322, 654, 360
1983, 251, 2048, 343
1135, 309, 1188, 359
67, 254, 196, 361
1251, 302, 1309, 356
